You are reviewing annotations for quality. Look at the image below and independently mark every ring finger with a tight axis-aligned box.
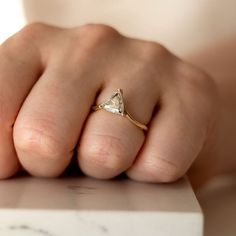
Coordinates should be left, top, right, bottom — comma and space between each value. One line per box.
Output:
78, 75, 158, 179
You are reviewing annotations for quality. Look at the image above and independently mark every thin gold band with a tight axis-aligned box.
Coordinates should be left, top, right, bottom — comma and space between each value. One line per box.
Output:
125, 110, 148, 131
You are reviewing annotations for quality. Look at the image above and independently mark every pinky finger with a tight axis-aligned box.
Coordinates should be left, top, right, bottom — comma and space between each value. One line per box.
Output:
126, 99, 207, 183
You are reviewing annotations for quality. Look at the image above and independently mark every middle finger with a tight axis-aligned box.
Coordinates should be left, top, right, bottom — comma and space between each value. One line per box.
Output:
78, 67, 158, 179
13, 35, 102, 177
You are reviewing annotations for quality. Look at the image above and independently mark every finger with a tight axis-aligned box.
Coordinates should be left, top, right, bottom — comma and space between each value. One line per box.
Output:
77, 77, 158, 179
13, 52, 102, 177
0, 24, 45, 179
13, 24, 123, 177
126, 88, 209, 183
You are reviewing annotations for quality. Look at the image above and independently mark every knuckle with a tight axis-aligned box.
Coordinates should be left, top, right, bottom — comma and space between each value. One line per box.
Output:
70, 24, 119, 55
1, 23, 40, 59
7, 22, 47, 44
178, 62, 215, 92
81, 134, 127, 172
135, 42, 172, 77
79, 23, 119, 41
1, 22, 51, 58
142, 156, 184, 183
14, 124, 70, 160
178, 63, 218, 111
195, 71, 218, 101
142, 41, 170, 62
19, 22, 50, 39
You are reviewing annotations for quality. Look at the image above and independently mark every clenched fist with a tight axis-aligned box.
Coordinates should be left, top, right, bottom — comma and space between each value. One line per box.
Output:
0, 23, 218, 185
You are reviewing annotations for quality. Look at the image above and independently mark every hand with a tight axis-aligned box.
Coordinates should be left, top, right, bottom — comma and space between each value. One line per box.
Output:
0, 23, 218, 185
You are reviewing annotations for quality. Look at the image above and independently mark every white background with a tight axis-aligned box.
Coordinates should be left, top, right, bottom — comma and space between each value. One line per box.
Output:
0, 0, 25, 43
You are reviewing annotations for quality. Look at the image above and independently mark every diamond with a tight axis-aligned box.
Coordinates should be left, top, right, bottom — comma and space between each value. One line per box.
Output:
101, 89, 125, 115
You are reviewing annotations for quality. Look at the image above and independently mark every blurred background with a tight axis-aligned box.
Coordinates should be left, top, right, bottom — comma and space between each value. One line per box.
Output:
0, 1, 236, 235
1, 0, 236, 57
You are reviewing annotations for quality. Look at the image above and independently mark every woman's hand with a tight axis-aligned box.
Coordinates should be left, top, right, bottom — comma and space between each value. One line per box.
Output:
0, 23, 218, 185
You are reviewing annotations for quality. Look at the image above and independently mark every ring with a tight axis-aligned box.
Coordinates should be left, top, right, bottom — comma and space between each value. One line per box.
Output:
92, 88, 148, 131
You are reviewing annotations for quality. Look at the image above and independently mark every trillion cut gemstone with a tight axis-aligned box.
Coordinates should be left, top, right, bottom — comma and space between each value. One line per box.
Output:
101, 89, 125, 115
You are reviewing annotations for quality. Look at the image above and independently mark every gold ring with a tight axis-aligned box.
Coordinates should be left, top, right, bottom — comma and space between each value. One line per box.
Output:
92, 88, 148, 131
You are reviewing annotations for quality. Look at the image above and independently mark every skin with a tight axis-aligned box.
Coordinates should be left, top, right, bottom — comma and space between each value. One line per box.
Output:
0, 23, 222, 187
187, 36, 236, 188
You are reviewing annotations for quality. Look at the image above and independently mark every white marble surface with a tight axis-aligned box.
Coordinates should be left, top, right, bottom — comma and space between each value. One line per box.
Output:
0, 176, 203, 236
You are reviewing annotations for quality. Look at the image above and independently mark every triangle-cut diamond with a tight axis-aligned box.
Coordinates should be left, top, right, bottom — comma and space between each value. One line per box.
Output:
101, 89, 125, 115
